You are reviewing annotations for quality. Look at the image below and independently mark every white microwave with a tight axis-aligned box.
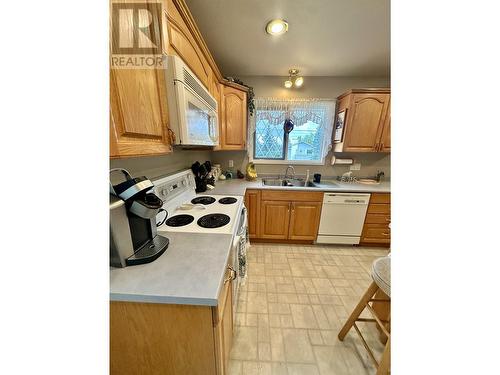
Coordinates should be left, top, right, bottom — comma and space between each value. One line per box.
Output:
164, 55, 218, 146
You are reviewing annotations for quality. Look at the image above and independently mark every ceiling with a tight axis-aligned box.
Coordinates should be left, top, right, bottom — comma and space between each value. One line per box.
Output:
185, 0, 390, 77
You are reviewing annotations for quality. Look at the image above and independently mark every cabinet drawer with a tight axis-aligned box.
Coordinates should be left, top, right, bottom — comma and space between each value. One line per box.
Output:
364, 213, 391, 224
370, 193, 390, 204
367, 204, 390, 215
362, 224, 391, 240
261, 190, 323, 202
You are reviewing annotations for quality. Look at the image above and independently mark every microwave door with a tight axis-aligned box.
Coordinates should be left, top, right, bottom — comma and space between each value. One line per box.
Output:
184, 89, 218, 146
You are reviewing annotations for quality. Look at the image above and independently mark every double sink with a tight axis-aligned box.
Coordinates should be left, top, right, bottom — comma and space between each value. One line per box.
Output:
262, 178, 338, 188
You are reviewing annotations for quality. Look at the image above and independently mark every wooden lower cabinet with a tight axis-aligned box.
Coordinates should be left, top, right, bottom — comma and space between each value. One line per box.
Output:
289, 202, 323, 241
245, 190, 323, 242
244, 190, 261, 239
360, 193, 391, 247
260, 200, 291, 240
110, 264, 234, 375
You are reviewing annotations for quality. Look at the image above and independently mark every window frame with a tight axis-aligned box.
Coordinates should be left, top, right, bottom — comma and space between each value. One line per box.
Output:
250, 106, 329, 166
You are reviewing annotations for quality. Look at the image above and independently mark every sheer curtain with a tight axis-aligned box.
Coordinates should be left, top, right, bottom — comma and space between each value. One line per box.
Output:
247, 98, 336, 161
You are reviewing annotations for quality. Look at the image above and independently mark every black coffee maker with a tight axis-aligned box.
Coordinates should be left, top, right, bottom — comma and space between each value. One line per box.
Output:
110, 168, 169, 267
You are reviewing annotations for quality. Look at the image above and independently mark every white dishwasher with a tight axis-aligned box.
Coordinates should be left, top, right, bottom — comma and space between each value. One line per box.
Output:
317, 193, 371, 245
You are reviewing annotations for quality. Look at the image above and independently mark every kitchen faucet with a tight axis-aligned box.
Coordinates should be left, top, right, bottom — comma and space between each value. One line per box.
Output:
376, 170, 385, 182
283, 165, 295, 180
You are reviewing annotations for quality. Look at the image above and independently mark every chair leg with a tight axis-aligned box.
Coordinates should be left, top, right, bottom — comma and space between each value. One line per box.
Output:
338, 281, 379, 340
376, 335, 391, 375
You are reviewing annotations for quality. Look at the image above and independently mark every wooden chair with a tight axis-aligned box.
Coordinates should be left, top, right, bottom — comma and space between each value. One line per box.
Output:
338, 256, 391, 375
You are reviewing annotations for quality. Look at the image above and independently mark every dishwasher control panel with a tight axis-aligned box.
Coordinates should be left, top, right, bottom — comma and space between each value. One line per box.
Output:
322, 193, 371, 205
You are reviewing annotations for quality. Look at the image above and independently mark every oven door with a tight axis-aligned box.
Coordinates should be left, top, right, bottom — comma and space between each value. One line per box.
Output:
180, 85, 218, 146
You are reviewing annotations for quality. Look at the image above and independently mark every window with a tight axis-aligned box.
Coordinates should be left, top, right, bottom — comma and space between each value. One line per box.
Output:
250, 99, 335, 164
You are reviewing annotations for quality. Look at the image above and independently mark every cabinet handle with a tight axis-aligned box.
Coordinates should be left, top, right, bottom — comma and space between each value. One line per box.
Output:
224, 266, 236, 283
385, 218, 391, 222
380, 142, 384, 151
381, 232, 390, 236
374, 143, 379, 151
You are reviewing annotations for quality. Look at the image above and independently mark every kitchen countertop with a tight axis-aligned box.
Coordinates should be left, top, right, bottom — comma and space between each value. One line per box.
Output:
209, 178, 390, 196
110, 232, 233, 306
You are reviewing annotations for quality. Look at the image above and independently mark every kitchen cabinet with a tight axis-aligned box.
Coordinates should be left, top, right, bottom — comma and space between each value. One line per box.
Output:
110, 261, 235, 375
289, 202, 323, 241
165, 0, 212, 88
360, 193, 391, 246
213, 265, 234, 375
110, 68, 172, 158
260, 200, 291, 240
251, 190, 323, 243
218, 85, 247, 150
379, 99, 391, 152
244, 190, 261, 239
336, 89, 391, 153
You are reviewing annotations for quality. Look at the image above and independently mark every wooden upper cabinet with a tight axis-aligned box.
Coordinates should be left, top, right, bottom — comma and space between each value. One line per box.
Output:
289, 202, 322, 241
110, 68, 172, 158
260, 200, 290, 240
379, 99, 391, 152
339, 89, 391, 153
220, 85, 247, 150
166, 0, 212, 88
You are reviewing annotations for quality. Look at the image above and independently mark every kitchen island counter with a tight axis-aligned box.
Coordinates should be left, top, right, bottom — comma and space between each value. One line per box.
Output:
110, 232, 233, 306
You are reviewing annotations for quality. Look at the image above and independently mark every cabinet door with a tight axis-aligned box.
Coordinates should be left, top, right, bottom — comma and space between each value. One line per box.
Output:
221, 282, 233, 374
214, 266, 233, 375
379, 99, 391, 152
166, 0, 211, 87
245, 190, 261, 239
110, 68, 172, 158
260, 201, 290, 240
289, 202, 322, 241
220, 86, 247, 150
343, 93, 390, 152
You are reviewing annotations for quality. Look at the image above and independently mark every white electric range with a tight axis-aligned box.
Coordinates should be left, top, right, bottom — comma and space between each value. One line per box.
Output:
153, 170, 245, 235
152, 169, 247, 316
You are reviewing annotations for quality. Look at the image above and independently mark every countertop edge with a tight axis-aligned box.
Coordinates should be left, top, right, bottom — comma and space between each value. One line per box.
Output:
110, 293, 219, 306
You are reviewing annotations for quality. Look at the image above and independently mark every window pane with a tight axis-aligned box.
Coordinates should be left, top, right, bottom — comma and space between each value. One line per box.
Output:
254, 110, 285, 159
287, 120, 323, 161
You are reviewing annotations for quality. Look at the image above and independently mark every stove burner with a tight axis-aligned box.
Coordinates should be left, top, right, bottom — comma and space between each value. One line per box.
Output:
218, 197, 237, 205
165, 214, 194, 227
197, 213, 231, 229
191, 196, 216, 205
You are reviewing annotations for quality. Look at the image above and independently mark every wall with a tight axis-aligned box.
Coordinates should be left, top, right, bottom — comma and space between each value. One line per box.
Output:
109, 148, 211, 183
212, 75, 391, 179
237, 75, 390, 99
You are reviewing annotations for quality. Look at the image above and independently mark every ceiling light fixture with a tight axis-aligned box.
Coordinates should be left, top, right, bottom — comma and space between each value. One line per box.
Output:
284, 69, 304, 89
266, 19, 288, 35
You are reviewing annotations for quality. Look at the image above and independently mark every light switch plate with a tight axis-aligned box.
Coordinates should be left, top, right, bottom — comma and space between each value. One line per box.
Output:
228, 160, 234, 168
350, 163, 361, 171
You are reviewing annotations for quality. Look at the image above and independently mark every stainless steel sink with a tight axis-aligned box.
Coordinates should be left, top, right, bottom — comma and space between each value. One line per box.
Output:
262, 178, 317, 188
262, 178, 286, 186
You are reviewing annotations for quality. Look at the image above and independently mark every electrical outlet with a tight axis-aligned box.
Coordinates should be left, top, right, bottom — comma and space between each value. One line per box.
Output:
228, 160, 234, 168
350, 163, 361, 171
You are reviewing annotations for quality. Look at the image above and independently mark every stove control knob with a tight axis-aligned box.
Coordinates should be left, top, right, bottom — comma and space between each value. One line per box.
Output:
161, 188, 169, 196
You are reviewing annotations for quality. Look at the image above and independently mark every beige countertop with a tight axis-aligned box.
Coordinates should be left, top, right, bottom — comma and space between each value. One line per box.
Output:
209, 178, 390, 196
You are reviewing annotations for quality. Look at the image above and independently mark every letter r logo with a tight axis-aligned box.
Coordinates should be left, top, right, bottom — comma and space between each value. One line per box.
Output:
112, 2, 162, 55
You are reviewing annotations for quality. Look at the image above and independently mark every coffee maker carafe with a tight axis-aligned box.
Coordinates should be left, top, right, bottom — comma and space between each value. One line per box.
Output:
110, 168, 169, 267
